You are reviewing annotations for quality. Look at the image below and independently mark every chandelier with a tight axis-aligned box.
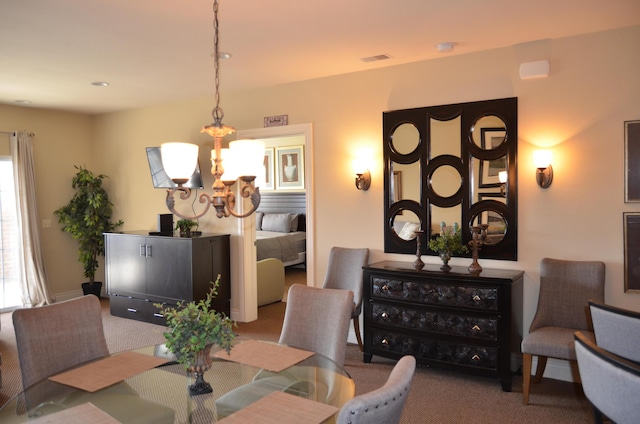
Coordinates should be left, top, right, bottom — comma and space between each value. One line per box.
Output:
161, 0, 264, 220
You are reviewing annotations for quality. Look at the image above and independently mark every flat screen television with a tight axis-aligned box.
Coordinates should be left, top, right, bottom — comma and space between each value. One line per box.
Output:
146, 146, 204, 189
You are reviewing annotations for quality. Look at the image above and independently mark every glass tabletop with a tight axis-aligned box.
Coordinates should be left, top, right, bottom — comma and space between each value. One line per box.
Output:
0, 342, 355, 423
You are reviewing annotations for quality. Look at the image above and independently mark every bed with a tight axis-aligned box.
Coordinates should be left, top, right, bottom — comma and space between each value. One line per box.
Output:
255, 193, 306, 267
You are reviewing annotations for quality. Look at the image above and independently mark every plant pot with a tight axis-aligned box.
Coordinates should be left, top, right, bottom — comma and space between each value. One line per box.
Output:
82, 281, 103, 297
188, 344, 214, 395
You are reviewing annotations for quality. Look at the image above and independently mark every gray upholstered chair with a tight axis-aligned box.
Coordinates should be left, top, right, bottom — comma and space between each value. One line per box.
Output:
336, 355, 416, 424
589, 300, 640, 362
12, 295, 175, 422
521, 258, 605, 405
575, 331, 640, 424
321, 247, 370, 351
280, 284, 354, 367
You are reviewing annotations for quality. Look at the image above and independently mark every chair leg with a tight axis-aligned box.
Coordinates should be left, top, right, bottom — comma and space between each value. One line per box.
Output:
353, 317, 363, 352
522, 353, 532, 405
533, 356, 547, 383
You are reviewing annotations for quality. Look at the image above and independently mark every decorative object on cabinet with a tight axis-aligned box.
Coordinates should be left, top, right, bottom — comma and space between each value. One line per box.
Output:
624, 120, 640, 202
105, 232, 231, 324
363, 261, 523, 392
427, 222, 468, 271
623, 212, 640, 293
521, 258, 605, 405
468, 224, 489, 275
175, 218, 197, 237
154, 276, 235, 395
54, 165, 124, 297
383, 97, 518, 260
413, 230, 425, 271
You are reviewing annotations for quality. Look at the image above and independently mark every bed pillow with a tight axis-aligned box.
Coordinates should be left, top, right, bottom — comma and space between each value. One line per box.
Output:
289, 214, 299, 232
255, 212, 264, 231
261, 213, 292, 233
398, 222, 420, 240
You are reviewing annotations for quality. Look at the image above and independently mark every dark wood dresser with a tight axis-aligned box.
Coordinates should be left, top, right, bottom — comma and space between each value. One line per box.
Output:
363, 261, 523, 391
105, 232, 230, 325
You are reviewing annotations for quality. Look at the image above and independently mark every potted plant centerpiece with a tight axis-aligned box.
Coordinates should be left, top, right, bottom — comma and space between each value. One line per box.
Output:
54, 166, 124, 297
175, 219, 197, 237
427, 222, 468, 271
155, 276, 236, 395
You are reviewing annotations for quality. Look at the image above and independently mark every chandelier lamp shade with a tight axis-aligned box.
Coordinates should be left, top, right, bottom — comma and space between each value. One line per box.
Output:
161, 0, 264, 220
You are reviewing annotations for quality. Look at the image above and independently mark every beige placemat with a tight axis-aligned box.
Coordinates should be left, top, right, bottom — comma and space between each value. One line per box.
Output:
217, 390, 339, 424
27, 402, 120, 424
213, 339, 314, 372
49, 351, 170, 392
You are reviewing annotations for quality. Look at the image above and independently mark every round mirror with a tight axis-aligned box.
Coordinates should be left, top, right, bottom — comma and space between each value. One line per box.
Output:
471, 210, 506, 245
430, 165, 461, 198
391, 210, 421, 241
391, 123, 420, 155
471, 115, 507, 149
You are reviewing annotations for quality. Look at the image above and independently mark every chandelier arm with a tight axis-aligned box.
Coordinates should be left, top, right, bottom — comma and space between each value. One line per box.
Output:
165, 188, 214, 221
224, 185, 261, 219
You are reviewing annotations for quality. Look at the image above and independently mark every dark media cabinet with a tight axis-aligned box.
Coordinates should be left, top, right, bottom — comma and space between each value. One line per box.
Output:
105, 231, 230, 325
363, 261, 523, 391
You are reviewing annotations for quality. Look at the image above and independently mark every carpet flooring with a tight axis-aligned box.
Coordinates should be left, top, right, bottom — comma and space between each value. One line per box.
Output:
0, 269, 594, 422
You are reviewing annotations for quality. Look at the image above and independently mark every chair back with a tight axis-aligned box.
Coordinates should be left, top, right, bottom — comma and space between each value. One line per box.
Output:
529, 258, 605, 332
575, 331, 640, 424
589, 300, 640, 362
322, 247, 369, 316
336, 355, 416, 424
279, 284, 353, 367
12, 295, 109, 389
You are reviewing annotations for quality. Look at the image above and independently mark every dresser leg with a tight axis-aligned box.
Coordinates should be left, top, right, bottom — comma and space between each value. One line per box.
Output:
500, 378, 512, 392
363, 352, 372, 363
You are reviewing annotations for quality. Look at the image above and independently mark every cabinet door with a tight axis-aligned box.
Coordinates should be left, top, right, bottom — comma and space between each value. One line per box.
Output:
145, 237, 192, 303
105, 234, 147, 297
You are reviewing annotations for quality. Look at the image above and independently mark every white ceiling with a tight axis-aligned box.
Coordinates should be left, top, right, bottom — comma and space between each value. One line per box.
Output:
2, 0, 639, 115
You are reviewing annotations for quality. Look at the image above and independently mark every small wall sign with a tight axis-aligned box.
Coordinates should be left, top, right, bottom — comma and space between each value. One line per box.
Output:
264, 115, 288, 127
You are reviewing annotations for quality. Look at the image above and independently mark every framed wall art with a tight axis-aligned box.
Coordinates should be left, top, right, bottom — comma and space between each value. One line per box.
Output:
259, 148, 275, 191
478, 127, 507, 188
624, 120, 640, 202
276, 145, 305, 190
623, 212, 640, 293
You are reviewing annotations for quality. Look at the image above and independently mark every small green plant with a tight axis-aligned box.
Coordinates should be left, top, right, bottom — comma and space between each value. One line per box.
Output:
175, 219, 197, 234
155, 276, 236, 368
427, 222, 468, 255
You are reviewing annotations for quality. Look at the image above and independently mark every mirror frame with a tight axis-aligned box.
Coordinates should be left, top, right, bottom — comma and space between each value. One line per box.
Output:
383, 97, 518, 260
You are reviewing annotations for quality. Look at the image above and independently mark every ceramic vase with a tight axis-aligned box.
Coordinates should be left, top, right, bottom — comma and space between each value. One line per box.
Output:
439, 251, 451, 272
187, 344, 213, 395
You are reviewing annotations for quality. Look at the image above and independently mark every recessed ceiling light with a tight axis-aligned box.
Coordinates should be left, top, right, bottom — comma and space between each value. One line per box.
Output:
15, 99, 32, 104
435, 42, 457, 53
360, 54, 392, 63
91, 81, 110, 87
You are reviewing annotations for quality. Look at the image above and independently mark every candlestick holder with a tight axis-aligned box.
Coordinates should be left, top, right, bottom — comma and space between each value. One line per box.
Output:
413, 230, 425, 270
468, 224, 489, 275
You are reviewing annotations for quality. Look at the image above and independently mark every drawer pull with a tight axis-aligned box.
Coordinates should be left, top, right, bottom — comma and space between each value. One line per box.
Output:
381, 312, 389, 319
381, 338, 389, 346
473, 294, 482, 302
127, 308, 138, 313
153, 313, 164, 318
471, 354, 481, 362
381, 284, 389, 291
472, 324, 481, 332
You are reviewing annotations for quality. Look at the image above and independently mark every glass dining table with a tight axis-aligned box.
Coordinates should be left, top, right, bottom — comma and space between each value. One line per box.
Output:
0, 341, 355, 423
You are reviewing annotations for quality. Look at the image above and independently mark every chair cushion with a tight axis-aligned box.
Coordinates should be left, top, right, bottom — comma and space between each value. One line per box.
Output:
522, 327, 595, 360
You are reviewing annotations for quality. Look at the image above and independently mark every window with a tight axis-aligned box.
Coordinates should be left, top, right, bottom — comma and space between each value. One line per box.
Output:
0, 157, 20, 310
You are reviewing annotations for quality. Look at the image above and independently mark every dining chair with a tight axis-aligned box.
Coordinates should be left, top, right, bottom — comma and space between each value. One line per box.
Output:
321, 246, 370, 351
589, 300, 640, 362
12, 295, 110, 390
336, 355, 416, 424
574, 331, 640, 424
280, 284, 354, 367
521, 258, 605, 405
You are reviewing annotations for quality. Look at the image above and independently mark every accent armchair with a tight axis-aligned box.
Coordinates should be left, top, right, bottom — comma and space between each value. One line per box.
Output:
589, 300, 640, 362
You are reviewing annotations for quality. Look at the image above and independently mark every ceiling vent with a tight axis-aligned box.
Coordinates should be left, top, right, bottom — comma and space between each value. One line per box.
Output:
360, 54, 392, 63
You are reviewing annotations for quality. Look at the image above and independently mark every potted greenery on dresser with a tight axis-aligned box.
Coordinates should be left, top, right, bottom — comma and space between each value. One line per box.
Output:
427, 221, 468, 271
54, 166, 124, 297
155, 276, 235, 395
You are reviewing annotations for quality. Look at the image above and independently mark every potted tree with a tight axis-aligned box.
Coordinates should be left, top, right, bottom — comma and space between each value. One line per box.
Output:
155, 276, 235, 395
54, 165, 124, 297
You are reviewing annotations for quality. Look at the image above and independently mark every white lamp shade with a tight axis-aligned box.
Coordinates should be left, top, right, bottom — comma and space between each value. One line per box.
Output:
533, 150, 552, 169
229, 139, 265, 178
161, 142, 198, 181
215, 148, 240, 182
498, 170, 508, 183
352, 158, 369, 174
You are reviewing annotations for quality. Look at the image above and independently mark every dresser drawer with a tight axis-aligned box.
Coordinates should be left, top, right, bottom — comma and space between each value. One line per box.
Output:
109, 295, 168, 326
371, 276, 498, 311
371, 329, 498, 371
371, 302, 498, 341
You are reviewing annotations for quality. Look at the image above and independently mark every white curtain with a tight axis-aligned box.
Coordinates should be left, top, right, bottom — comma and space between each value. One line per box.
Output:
10, 131, 54, 306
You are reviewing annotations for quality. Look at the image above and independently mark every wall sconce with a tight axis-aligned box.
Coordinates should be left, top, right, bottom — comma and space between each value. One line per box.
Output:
533, 150, 553, 188
498, 170, 507, 196
352, 158, 371, 191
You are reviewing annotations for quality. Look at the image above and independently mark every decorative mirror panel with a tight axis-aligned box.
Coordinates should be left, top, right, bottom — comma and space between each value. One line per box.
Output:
383, 97, 518, 260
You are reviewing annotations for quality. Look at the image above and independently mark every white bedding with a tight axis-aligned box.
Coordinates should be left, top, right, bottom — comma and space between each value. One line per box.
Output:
256, 231, 306, 263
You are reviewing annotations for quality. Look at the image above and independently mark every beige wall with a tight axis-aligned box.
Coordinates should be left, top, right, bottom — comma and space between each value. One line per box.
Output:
3, 26, 639, 375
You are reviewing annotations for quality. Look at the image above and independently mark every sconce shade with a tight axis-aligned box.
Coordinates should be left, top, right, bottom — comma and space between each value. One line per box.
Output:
498, 171, 507, 183
230, 139, 265, 178
352, 158, 368, 175
533, 150, 552, 169
533, 150, 553, 188
161, 142, 199, 184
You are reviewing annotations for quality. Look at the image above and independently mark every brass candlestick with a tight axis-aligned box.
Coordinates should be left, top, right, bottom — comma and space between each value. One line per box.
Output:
413, 230, 425, 270
468, 224, 489, 275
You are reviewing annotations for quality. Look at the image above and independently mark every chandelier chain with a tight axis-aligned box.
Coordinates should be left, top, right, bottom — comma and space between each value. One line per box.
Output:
212, 0, 223, 125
